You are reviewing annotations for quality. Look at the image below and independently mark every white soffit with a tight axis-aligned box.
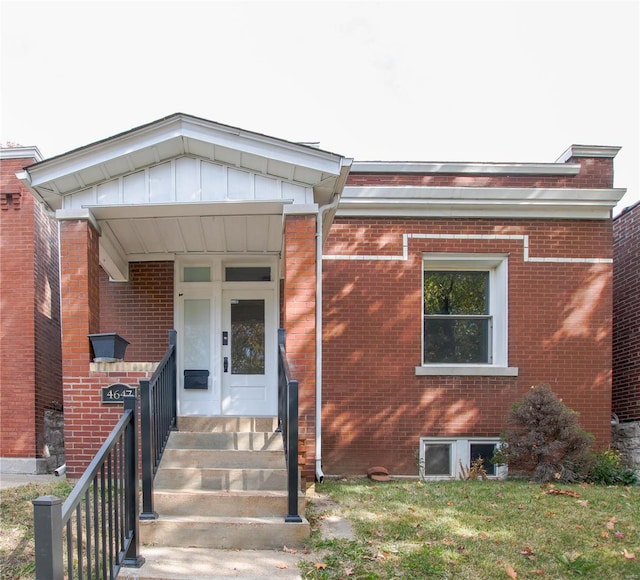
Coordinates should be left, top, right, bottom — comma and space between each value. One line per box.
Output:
75, 200, 291, 282
338, 186, 627, 219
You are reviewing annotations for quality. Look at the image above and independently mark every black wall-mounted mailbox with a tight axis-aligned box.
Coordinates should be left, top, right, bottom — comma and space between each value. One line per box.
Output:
184, 369, 209, 389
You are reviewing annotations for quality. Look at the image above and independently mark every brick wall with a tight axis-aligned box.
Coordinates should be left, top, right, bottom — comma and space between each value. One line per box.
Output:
0, 155, 62, 462
613, 202, 640, 422
283, 215, 317, 483
322, 217, 614, 475
99, 262, 174, 362
1, 159, 37, 458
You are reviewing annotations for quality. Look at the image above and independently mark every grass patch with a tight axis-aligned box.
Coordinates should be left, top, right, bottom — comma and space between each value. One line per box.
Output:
302, 479, 640, 579
0, 481, 73, 579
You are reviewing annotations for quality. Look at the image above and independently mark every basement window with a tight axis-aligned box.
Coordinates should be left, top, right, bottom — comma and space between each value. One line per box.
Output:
418, 437, 507, 480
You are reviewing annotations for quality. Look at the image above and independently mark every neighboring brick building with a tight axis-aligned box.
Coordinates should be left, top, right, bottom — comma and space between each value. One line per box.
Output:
0, 147, 63, 474
3, 115, 626, 482
613, 201, 640, 469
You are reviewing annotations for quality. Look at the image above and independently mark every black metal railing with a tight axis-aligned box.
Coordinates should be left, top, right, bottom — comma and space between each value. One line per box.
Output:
140, 330, 177, 519
33, 396, 144, 580
277, 328, 302, 523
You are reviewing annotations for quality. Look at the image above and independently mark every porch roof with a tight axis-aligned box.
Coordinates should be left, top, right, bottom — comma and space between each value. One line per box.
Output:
17, 113, 352, 281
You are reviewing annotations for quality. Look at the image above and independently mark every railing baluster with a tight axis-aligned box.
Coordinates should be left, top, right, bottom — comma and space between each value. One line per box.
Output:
278, 329, 302, 523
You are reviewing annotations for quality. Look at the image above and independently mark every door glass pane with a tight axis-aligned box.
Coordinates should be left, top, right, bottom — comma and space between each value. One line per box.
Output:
184, 299, 210, 369
231, 299, 265, 374
423, 443, 451, 476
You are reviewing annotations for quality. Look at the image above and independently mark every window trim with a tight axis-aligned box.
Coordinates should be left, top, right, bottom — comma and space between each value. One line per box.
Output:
418, 437, 508, 480
417, 253, 518, 377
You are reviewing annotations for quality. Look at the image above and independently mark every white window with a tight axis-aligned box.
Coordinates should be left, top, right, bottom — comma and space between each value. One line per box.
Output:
419, 437, 507, 480
416, 254, 517, 376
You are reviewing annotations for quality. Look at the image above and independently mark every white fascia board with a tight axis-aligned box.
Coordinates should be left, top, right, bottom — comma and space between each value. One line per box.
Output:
0, 147, 43, 161
352, 161, 580, 175
337, 186, 627, 219
87, 200, 291, 221
556, 144, 622, 162
25, 115, 347, 189
179, 118, 347, 176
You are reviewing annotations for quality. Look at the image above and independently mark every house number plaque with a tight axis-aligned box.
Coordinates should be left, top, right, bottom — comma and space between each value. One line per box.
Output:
101, 383, 137, 404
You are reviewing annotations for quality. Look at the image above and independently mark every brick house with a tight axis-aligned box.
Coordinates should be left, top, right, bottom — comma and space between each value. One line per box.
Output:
0, 147, 63, 474
613, 201, 640, 469
1, 114, 625, 482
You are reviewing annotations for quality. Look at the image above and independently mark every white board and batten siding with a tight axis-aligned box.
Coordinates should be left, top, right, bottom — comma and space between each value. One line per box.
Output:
63, 157, 313, 209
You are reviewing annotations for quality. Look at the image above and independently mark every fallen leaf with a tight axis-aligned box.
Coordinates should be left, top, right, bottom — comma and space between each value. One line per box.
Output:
575, 524, 585, 530
479, 532, 489, 540
578, 500, 589, 507
283, 545, 297, 554
520, 547, 534, 556
276, 562, 288, 569
447, 501, 454, 506
614, 531, 625, 539
532, 569, 544, 575
623, 549, 637, 560
600, 531, 610, 539
506, 565, 518, 578
544, 489, 580, 498
606, 521, 616, 530
315, 562, 328, 569
344, 567, 354, 576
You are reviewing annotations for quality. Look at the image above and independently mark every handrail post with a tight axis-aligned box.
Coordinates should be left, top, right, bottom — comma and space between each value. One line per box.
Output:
139, 379, 157, 520
32, 495, 63, 580
285, 378, 302, 522
169, 329, 178, 430
122, 395, 145, 568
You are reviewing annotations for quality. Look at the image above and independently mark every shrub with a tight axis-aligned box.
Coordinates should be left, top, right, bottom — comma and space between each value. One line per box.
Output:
587, 448, 639, 486
495, 384, 593, 483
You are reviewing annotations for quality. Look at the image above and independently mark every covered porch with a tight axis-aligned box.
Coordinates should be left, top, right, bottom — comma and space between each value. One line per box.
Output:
18, 113, 352, 479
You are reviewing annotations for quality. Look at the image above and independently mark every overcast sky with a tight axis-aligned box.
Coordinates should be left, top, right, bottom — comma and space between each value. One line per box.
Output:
1, 0, 638, 213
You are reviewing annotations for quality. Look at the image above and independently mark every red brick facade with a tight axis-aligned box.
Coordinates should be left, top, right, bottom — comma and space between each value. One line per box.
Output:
322, 217, 614, 474
99, 263, 174, 362
613, 202, 640, 422
0, 153, 62, 465
283, 215, 318, 483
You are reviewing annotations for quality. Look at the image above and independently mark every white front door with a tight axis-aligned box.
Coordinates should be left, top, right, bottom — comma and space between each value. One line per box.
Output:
176, 258, 278, 417
221, 290, 277, 416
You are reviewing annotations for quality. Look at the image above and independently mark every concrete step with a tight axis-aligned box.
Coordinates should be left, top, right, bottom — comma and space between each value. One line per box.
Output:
177, 416, 279, 433
160, 448, 286, 469
118, 546, 306, 579
140, 515, 310, 550
154, 467, 288, 491
166, 431, 284, 451
153, 489, 306, 517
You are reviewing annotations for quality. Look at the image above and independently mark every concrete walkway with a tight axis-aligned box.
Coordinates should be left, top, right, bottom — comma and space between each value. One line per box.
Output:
0, 472, 61, 490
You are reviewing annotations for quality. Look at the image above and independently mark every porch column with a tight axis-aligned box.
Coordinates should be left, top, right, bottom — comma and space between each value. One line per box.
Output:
283, 214, 317, 485
59, 218, 101, 478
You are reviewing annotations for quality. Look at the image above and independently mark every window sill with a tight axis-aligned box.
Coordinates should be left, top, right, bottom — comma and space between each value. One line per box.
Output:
415, 365, 519, 377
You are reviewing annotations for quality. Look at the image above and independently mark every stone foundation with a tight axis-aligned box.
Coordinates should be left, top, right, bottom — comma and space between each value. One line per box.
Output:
43, 408, 65, 472
612, 420, 640, 474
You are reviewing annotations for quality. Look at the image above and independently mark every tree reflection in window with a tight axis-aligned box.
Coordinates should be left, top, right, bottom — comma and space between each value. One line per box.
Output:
423, 271, 491, 364
231, 300, 265, 374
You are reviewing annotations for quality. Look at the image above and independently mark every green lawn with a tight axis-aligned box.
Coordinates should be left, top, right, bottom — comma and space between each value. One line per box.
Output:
0, 481, 73, 579
302, 479, 640, 579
